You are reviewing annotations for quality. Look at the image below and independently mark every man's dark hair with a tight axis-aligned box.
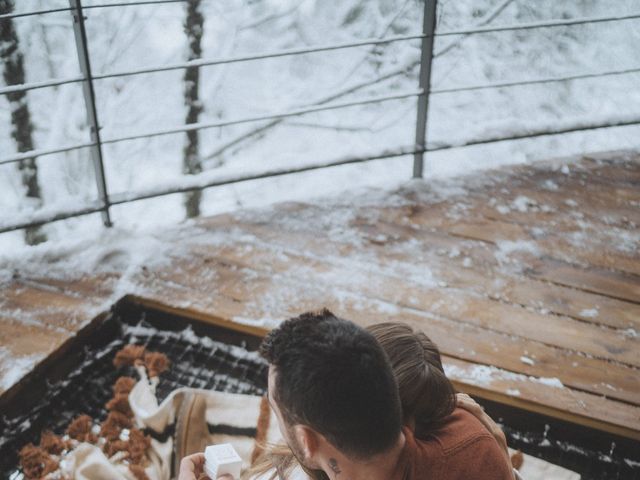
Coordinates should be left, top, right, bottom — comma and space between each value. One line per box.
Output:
259, 309, 402, 459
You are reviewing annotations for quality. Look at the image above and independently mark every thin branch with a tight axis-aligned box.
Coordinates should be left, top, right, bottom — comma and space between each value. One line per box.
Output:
434, 0, 515, 58
239, 1, 304, 31
335, 0, 413, 89
369, 102, 415, 133
38, 21, 58, 81
284, 120, 373, 133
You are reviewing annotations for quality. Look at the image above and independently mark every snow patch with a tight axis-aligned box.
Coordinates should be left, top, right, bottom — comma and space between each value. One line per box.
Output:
0, 347, 45, 391
495, 204, 511, 215
579, 308, 599, 318
520, 355, 535, 366
495, 240, 540, 263
444, 363, 565, 390
512, 195, 536, 213
538, 377, 564, 388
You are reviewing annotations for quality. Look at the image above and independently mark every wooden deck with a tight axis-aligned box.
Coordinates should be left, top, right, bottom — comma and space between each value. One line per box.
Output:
1, 150, 639, 441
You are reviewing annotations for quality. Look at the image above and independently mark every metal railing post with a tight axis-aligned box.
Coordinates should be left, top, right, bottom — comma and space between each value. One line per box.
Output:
413, 0, 438, 178
69, 0, 112, 227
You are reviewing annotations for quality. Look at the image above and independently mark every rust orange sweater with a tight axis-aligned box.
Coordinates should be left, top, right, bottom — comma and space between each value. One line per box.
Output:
396, 407, 513, 480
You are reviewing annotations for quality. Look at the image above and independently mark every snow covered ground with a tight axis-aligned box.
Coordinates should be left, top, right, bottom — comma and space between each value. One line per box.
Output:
1, 0, 639, 254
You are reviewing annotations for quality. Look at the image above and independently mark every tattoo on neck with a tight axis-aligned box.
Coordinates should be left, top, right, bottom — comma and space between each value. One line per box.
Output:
329, 458, 341, 475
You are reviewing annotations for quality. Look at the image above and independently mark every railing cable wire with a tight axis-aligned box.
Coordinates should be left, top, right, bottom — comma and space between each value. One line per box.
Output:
99, 89, 423, 145
0, 141, 96, 166
0, 0, 189, 20
431, 66, 640, 94
435, 12, 640, 36
0, 34, 423, 96
2, 116, 639, 235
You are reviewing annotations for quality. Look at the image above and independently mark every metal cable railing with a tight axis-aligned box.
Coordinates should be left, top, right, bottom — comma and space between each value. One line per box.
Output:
0, 75, 85, 96
430, 66, 640, 95
0, 0, 190, 20
100, 89, 423, 145
1, 0, 639, 235
92, 33, 425, 81
0, 7, 72, 20
4, 63, 639, 166
434, 11, 640, 36
0, 34, 425, 96
0, 141, 96, 166
4, 113, 640, 235
3, 10, 639, 97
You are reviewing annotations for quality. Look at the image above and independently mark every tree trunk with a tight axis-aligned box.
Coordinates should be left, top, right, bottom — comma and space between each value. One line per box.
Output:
183, 0, 204, 218
0, 0, 47, 244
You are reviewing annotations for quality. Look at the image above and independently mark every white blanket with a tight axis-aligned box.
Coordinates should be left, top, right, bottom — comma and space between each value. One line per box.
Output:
54, 366, 280, 480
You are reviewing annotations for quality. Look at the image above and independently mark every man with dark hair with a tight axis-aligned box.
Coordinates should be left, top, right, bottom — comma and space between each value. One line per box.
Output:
260, 309, 405, 478
257, 309, 514, 480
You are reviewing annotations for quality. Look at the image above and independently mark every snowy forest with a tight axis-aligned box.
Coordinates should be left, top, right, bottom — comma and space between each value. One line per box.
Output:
1, 0, 639, 251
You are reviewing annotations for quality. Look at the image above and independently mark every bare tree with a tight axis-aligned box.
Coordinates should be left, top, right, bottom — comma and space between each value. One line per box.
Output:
0, 0, 46, 244
183, 0, 204, 218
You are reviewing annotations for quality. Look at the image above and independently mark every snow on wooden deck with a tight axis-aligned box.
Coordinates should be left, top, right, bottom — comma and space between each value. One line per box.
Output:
1, 150, 639, 440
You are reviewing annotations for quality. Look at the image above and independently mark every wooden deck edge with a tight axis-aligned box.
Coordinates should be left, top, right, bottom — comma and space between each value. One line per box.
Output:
0, 310, 111, 411
125, 295, 270, 338
581, 149, 640, 163
450, 380, 640, 442
128, 296, 640, 442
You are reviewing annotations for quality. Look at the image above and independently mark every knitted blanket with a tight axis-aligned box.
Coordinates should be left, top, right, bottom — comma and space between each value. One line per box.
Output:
54, 365, 280, 480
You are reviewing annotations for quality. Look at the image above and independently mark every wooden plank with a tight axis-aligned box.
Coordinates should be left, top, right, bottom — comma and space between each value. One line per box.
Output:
528, 260, 640, 305
474, 191, 640, 253
140, 247, 640, 404
20, 273, 119, 300
507, 172, 640, 214
444, 357, 640, 441
338, 305, 638, 430
386, 187, 640, 278
366, 201, 640, 321
477, 168, 640, 254
360, 213, 640, 329
0, 316, 71, 395
446, 218, 640, 277
560, 153, 640, 186
382, 159, 640, 273
486, 153, 640, 195
535, 167, 640, 202
497, 279, 640, 332
1, 281, 101, 332
127, 295, 270, 339
228, 211, 640, 331
0, 316, 70, 358
187, 239, 640, 368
